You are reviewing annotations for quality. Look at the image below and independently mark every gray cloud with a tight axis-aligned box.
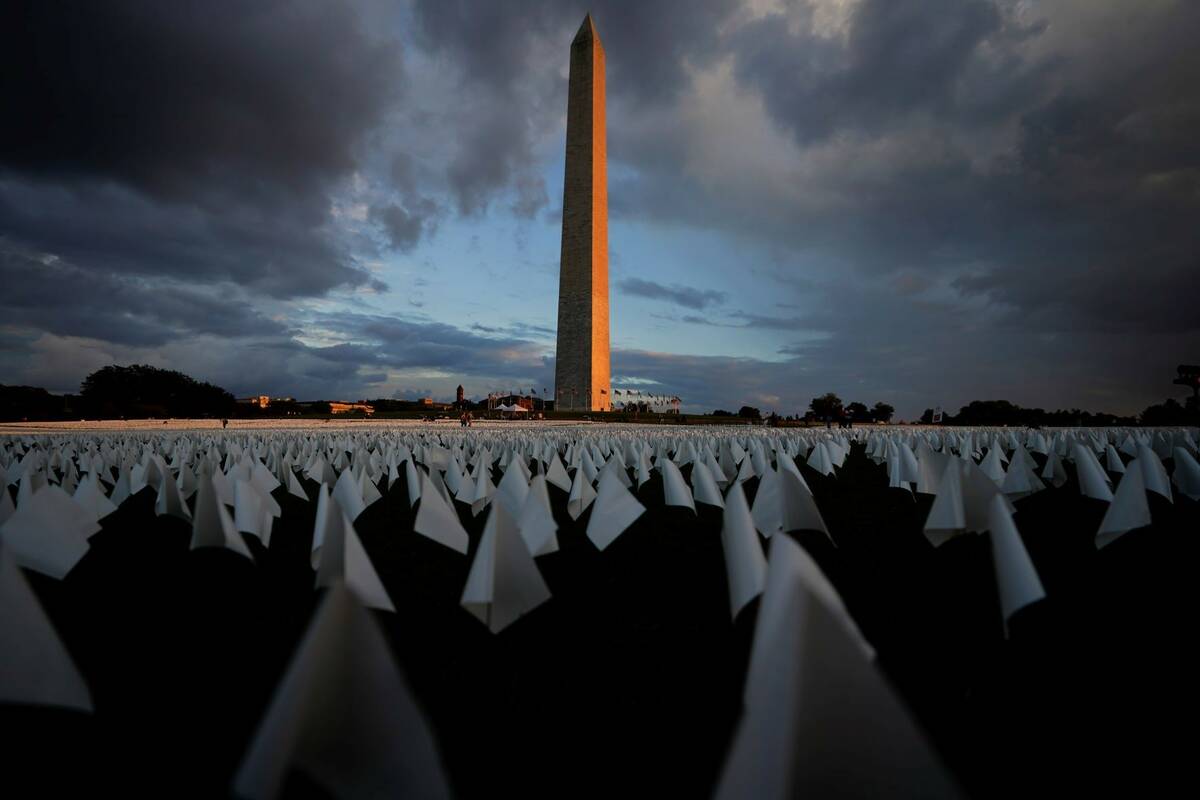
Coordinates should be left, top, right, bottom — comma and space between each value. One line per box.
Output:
619, 278, 727, 310
371, 199, 441, 252
2, 1, 1198, 416
409, 0, 739, 215
1, 0, 402, 297
0, 246, 288, 347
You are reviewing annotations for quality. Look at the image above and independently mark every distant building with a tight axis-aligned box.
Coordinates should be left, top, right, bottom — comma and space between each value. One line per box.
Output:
453, 385, 472, 411
329, 401, 375, 415
237, 395, 295, 410
237, 395, 271, 409
491, 393, 535, 411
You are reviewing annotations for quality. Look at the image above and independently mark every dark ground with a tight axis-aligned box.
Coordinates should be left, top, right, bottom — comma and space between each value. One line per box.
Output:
4, 442, 1198, 798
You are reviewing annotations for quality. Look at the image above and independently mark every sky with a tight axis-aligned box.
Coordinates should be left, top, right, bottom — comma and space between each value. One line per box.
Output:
2, 0, 1198, 418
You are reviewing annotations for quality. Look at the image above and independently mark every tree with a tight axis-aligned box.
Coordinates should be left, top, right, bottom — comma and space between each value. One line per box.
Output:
0, 385, 71, 421
712, 409, 733, 417
952, 400, 1017, 426
80, 364, 235, 418
919, 408, 935, 424
845, 401, 869, 421
872, 402, 895, 423
809, 393, 843, 419
738, 405, 762, 420
1140, 398, 1193, 426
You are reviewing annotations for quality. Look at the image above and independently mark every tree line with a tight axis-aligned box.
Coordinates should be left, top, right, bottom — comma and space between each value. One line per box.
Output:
1, 364, 1197, 425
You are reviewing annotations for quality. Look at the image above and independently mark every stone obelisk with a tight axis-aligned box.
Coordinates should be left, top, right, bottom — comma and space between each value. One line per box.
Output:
554, 13, 610, 412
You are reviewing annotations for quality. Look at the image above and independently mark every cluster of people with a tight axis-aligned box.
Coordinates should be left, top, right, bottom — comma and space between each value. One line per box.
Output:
459, 411, 473, 427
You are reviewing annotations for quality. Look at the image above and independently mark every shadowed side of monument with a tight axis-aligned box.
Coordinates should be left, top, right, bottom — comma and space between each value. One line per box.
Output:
555, 14, 611, 412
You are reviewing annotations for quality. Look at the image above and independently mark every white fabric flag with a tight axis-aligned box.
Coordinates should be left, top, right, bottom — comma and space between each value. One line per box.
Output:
1000, 446, 1044, 498
233, 479, 275, 548
1172, 447, 1200, 500
721, 481, 767, 618
1040, 449, 1068, 488
751, 467, 783, 538
586, 466, 646, 551
305, 455, 337, 488
716, 534, 959, 800
251, 461, 281, 497
110, 465, 135, 507
925, 460, 967, 546
461, 503, 552, 633
155, 469, 191, 521
0, 546, 93, 712
412, 471, 470, 555
1104, 444, 1126, 475
468, 463, 495, 518
567, 465, 597, 521
779, 468, 831, 541
544, 453, 572, 493
1071, 443, 1113, 502
286, 469, 309, 501
979, 446, 1006, 485
176, 464, 198, 500
313, 489, 394, 613
0, 484, 15, 527
72, 472, 118, 522
659, 457, 696, 512
233, 582, 451, 800
1096, 463, 1152, 549
986, 495, 1045, 637
806, 442, 834, 477
404, 459, 423, 509
0, 484, 96, 579
357, 467, 383, 509
332, 467, 366, 522
517, 475, 559, 557
191, 473, 253, 560
494, 461, 530, 518
1135, 444, 1173, 502
690, 459, 725, 508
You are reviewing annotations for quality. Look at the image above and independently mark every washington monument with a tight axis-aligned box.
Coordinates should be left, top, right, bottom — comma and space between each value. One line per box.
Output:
554, 14, 610, 412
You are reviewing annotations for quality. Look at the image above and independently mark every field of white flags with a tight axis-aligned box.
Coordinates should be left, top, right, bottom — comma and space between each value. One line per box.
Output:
2, 422, 1199, 798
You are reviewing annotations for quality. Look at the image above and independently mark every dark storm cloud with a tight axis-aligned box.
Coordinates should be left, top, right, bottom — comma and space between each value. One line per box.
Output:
0, 246, 287, 346
2, 0, 1198, 416
606, 0, 1200, 414
411, 0, 737, 105
1, 0, 402, 296
370, 200, 440, 253
723, 1, 1200, 338
0, 179, 384, 298
618, 278, 726, 310
731, 0, 1031, 143
409, 0, 738, 214
311, 313, 547, 377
